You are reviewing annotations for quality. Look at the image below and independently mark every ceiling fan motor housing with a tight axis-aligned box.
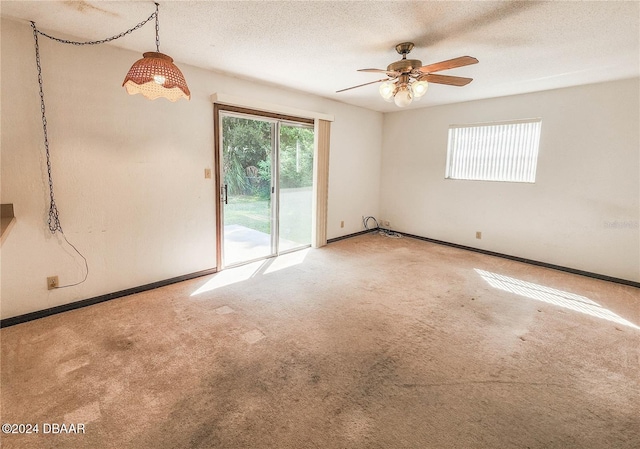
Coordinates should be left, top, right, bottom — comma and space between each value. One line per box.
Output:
387, 59, 423, 74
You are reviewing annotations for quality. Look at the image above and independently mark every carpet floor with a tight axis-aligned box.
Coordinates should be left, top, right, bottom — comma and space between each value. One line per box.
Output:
1, 233, 639, 448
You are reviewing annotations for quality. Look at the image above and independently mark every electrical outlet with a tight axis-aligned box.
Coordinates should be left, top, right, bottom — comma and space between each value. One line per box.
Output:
204, 168, 212, 179
47, 276, 59, 290
340, 220, 344, 228
476, 231, 482, 239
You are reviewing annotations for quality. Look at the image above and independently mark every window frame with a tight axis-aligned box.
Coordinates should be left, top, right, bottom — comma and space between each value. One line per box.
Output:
445, 118, 542, 183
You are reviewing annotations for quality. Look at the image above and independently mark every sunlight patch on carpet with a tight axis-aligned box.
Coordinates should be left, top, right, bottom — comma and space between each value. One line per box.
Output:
475, 268, 639, 330
191, 250, 309, 296
263, 248, 309, 274
190, 260, 266, 296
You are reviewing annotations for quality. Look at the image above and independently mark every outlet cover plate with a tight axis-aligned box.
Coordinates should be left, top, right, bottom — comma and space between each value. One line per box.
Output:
47, 276, 59, 290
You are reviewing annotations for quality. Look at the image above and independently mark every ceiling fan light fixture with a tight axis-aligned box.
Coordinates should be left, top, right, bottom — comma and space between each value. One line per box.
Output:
379, 81, 396, 101
411, 80, 429, 99
337, 42, 477, 108
393, 86, 413, 107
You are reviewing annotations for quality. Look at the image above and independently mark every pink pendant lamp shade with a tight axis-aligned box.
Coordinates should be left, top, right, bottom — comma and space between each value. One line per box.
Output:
123, 51, 190, 101
122, 3, 190, 102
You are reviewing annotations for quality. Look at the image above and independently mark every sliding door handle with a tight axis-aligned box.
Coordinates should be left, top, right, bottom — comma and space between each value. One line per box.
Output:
224, 184, 228, 204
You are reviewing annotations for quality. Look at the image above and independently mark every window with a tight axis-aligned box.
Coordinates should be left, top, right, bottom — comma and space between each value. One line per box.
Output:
445, 118, 542, 183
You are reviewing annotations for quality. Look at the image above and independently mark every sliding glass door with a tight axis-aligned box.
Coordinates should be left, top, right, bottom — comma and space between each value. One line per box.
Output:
220, 114, 275, 266
278, 123, 314, 252
219, 111, 313, 267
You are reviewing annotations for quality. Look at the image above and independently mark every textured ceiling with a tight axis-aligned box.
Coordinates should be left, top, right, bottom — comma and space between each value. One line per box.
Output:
2, 1, 639, 112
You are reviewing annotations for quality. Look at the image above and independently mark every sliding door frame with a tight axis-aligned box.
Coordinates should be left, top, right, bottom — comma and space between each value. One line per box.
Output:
213, 104, 314, 269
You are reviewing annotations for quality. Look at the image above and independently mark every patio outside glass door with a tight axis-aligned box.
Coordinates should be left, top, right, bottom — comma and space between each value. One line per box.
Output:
219, 112, 313, 267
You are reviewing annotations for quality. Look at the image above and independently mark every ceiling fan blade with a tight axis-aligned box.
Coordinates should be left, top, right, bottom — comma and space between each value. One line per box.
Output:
336, 78, 389, 93
418, 56, 478, 74
420, 73, 473, 87
358, 68, 401, 77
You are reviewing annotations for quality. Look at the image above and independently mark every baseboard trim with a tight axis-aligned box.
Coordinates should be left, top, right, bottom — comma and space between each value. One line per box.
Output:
4, 230, 637, 328
327, 229, 377, 244
399, 232, 639, 288
0, 268, 217, 328
330, 228, 639, 289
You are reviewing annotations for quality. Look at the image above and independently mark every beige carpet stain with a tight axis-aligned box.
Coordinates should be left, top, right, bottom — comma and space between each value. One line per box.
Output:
241, 329, 266, 344
215, 305, 235, 315
63, 401, 101, 424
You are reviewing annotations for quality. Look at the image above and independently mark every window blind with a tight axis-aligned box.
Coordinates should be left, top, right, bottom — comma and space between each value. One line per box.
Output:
445, 119, 542, 183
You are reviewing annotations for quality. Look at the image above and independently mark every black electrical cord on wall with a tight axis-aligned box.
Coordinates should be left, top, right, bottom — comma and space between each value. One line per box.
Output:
362, 216, 402, 239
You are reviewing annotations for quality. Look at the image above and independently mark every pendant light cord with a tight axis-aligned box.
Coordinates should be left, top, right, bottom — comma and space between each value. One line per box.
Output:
30, 3, 160, 289
31, 23, 61, 235
31, 8, 157, 46
155, 2, 160, 52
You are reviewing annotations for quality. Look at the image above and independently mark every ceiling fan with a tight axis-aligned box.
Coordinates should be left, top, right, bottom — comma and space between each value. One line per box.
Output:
337, 42, 478, 107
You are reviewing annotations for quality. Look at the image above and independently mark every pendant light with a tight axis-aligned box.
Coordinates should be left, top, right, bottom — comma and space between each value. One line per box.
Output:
123, 3, 190, 101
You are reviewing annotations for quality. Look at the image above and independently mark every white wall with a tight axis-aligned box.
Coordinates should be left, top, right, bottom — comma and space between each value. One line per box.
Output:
380, 78, 640, 282
0, 18, 383, 319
